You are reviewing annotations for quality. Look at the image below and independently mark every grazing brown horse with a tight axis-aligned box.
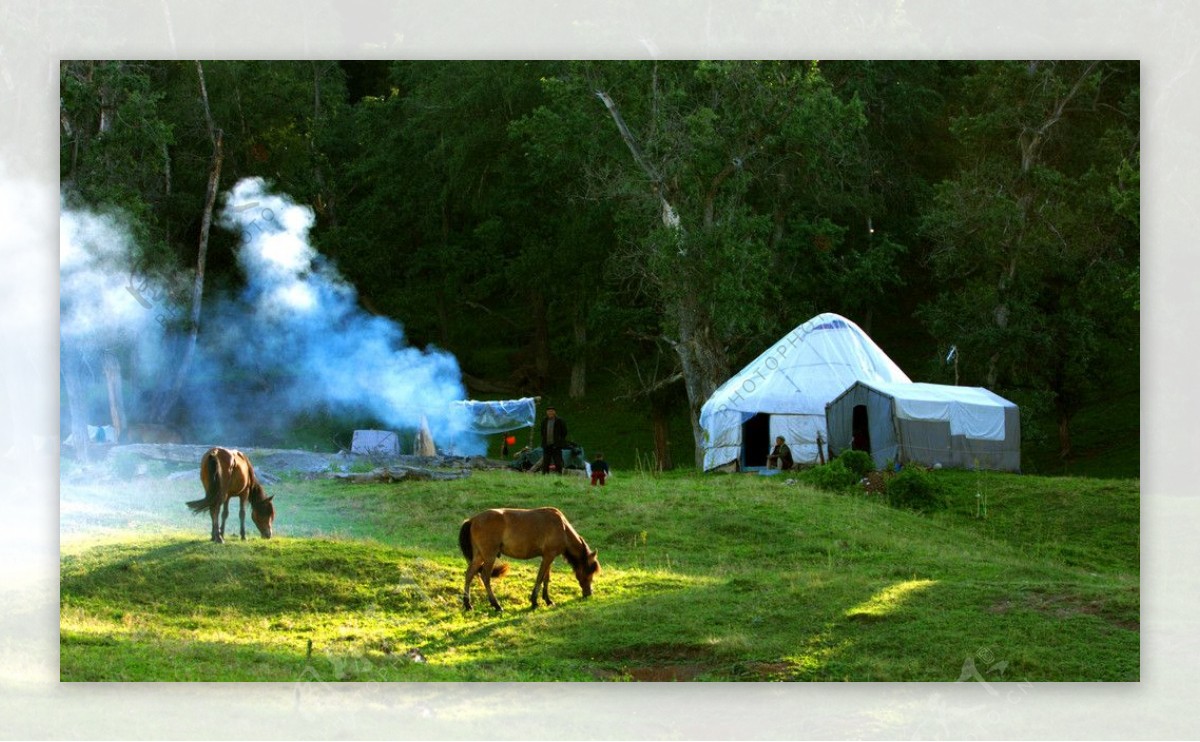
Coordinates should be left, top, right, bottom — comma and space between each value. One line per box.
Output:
459, 507, 600, 611
186, 447, 275, 543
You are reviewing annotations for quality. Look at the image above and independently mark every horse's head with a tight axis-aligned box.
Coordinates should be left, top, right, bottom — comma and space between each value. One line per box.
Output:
249, 483, 275, 539
571, 545, 600, 598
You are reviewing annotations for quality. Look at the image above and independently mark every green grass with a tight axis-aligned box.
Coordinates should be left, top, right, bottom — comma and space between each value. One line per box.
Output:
60, 465, 1138, 682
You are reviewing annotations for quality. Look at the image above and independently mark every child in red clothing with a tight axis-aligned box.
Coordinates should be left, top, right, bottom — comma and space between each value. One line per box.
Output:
590, 453, 610, 486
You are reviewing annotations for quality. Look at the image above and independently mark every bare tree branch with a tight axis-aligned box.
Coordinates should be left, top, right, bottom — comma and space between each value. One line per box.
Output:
154, 61, 222, 421
595, 89, 682, 230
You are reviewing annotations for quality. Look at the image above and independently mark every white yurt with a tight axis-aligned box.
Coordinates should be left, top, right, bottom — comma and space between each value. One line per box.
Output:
699, 313, 911, 471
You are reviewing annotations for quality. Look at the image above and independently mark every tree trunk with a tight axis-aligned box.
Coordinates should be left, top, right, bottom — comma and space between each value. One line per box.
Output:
651, 400, 673, 471
63, 347, 91, 463
1057, 414, 1073, 460
154, 61, 222, 422
569, 309, 586, 399
311, 61, 336, 226
530, 290, 551, 391
99, 66, 116, 134
596, 87, 728, 467
671, 295, 730, 468
435, 288, 451, 346
101, 350, 126, 441
162, 139, 171, 196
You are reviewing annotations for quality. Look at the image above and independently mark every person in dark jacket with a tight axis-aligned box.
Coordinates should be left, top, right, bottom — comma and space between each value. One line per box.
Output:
766, 436, 794, 471
539, 406, 568, 475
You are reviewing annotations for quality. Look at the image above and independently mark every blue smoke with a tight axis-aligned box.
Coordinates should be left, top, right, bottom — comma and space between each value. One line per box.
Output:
60, 179, 481, 454
188, 177, 476, 452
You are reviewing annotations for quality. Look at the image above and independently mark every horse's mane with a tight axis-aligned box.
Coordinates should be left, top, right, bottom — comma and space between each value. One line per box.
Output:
561, 521, 597, 573
563, 539, 587, 568
248, 479, 272, 513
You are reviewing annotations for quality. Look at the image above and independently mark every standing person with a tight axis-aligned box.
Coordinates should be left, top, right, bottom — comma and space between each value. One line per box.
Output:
539, 406, 568, 475
590, 452, 610, 486
766, 436, 794, 471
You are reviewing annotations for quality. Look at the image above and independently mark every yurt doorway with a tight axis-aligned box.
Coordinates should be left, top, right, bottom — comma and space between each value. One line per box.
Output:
742, 413, 771, 468
852, 405, 871, 453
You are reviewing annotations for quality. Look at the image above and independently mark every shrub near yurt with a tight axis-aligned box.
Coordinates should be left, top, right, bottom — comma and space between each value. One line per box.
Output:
883, 468, 947, 513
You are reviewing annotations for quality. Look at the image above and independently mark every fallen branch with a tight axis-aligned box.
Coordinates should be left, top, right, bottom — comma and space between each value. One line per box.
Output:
329, 466, 472, 483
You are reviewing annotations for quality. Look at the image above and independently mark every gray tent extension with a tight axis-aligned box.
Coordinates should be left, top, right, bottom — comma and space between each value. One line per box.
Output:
825, 381, 1021, 472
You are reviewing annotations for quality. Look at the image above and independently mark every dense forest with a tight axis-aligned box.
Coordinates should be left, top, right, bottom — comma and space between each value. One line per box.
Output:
59, 60, 1139, 468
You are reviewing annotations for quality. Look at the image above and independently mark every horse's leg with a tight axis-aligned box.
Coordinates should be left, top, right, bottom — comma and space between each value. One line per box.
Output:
462, 561, 481, 610
541, 560, 554, 606
480, 556, 503, 612
531, 554, 555, 608
210, 506, 222, 543
220, 498, 231, 542
238, 495, 247, 540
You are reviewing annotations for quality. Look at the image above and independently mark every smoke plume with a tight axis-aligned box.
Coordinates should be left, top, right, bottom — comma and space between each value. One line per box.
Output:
60, 178, 479, 453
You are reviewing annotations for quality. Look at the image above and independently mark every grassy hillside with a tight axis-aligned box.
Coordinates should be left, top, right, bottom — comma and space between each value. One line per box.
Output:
60, 466, 1138, 682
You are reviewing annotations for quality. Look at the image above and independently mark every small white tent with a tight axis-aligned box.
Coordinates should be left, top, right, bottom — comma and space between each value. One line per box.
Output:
699, 313, 911, 471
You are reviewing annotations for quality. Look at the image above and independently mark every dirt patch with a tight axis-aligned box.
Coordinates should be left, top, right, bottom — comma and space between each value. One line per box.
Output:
990, 591, 1139, 632
627, 664, 709, 682
741, 661, 794, 680
861, 470, 893, 495
586, 643, 717, 681
987, 599, 1014, 614
601, 643, 713, 663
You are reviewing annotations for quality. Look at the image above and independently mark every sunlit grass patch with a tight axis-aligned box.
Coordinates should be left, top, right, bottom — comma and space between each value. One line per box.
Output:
845, 579, 939, 620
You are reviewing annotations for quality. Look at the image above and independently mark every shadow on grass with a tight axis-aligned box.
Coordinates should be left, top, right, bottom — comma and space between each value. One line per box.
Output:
501, 571, 1139, 682
440, 567, 891, 681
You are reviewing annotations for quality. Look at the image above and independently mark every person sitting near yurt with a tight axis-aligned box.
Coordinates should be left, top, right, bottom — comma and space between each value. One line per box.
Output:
766, 436, 794, 471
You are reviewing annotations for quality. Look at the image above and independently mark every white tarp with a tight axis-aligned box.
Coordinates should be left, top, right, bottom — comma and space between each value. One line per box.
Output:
449, 397, 537, 434
867, 382, 1013, 441
351, 429, 400, 456
700, 313, 911, 470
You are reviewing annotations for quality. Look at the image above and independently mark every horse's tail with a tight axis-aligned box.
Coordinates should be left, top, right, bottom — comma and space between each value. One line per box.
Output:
458, 519, 509, 578
458, 520, 473, 562
187, 451, 221, 514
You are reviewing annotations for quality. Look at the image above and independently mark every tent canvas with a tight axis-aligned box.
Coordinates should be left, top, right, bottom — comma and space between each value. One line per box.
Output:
449, 397, 538, 435
825, 381, 1021, 472
351, 429, 400, 456
699, 313, 911, 470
